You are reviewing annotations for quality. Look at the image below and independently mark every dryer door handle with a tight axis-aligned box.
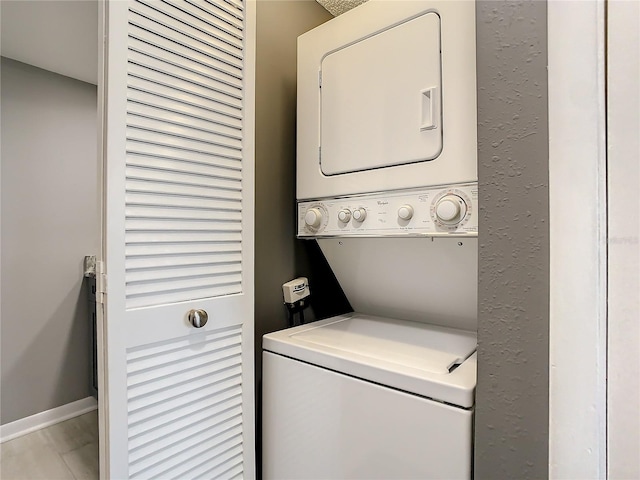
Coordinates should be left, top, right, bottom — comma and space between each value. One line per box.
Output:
420, 86, 438, 131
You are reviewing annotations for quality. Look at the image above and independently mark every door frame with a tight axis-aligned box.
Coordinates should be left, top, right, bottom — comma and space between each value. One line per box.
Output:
547, 0, 607, 478
96, 0, 107, 476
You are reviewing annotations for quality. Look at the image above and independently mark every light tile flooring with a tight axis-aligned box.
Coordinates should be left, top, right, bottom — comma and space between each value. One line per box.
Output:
0, 411, 98, 480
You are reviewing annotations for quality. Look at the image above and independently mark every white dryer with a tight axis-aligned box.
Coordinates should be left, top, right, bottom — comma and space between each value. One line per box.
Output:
263, 0, 478, 478
297, 0, 477, 199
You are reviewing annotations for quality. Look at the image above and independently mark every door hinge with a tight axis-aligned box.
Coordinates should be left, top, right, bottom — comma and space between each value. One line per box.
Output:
83, 255, 97, 278
84, 256, 106, 305
96, 261, 107, 305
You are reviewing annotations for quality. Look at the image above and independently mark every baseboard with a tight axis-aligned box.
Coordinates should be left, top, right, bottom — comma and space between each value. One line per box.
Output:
0, 396, 97, 443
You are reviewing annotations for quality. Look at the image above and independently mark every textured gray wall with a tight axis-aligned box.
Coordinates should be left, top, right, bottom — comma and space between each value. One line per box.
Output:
1, 58, 99, 424
474, 1, 550, 478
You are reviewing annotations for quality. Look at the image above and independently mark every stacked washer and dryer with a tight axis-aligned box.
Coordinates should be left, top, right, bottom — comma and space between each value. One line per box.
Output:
263, 1, 478, 478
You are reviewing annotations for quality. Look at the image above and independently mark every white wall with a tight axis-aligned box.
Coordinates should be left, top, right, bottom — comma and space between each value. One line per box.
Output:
0, 0, 98, 84
0, 58, 100, 424
607, 1, 640, 477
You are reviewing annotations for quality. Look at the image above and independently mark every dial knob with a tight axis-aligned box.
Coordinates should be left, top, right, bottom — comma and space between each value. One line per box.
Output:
338, 209, 351, 223
304, 208, 323, 228
398, 205, 414, 221
435, 195, 466, 223
352, 208, 367, 222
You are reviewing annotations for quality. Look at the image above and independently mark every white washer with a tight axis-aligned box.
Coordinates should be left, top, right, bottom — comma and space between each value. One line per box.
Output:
262, 313, 476, 479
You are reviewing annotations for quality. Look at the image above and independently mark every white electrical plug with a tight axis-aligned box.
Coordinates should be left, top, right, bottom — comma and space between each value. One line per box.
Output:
282, 277, 310, 304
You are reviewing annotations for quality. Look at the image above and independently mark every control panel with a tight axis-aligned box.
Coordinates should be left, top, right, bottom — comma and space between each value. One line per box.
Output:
297, 183, 478, 237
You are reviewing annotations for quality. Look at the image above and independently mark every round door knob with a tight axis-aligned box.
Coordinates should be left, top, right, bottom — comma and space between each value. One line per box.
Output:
188, 309, 208, 328
352, 208, 367, 222
436, 195, 466, 223
398, 205, 414, 221
304, 208, 323, 228
338, 209, 351, 223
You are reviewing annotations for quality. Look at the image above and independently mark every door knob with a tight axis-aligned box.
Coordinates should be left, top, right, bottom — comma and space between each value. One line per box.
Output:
188, 309, 208, 328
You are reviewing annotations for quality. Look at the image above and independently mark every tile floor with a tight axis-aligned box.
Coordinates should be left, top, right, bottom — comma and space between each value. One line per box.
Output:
0, 411, 98, 480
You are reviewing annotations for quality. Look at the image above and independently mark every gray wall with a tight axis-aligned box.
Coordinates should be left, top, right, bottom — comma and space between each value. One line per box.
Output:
254, 0, 350, 471
254, 0, 349, 378
255, 0, 329, 357
1, 58, 100, 424
474, 1, 550, 478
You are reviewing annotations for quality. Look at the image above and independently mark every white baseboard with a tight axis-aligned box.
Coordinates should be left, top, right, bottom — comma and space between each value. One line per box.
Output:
0, 396, 97, 443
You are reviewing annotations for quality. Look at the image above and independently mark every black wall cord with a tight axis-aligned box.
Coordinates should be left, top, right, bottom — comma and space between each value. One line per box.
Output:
285, 298, 310, 327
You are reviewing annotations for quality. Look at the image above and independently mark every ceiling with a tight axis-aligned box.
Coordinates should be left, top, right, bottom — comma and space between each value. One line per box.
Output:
1, 0, 98, 85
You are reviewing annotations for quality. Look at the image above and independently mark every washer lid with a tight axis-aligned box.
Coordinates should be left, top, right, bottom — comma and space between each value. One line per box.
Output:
263, 313, 477, 408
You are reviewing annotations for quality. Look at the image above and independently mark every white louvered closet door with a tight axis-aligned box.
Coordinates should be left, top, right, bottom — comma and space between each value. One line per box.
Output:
99, 0, 255, 478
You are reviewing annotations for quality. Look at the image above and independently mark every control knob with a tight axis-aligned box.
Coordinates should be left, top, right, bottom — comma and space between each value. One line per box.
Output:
435, 195, 466, 223
398, 205, 414, 221
304, 208, 324, 228
352, 208, 367, 222
338, 209, 351, 223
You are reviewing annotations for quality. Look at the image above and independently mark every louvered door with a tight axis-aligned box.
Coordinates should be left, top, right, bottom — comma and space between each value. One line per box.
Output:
99, 0, 255, 478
